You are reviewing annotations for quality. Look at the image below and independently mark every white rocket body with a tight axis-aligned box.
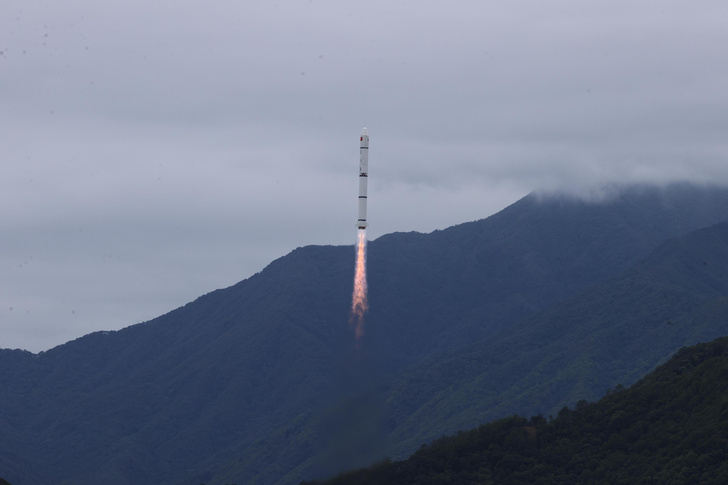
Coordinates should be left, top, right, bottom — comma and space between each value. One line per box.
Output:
357, 127, 369, 229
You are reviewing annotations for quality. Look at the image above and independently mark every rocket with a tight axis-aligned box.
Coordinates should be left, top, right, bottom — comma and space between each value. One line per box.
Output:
357, 127, 369, 229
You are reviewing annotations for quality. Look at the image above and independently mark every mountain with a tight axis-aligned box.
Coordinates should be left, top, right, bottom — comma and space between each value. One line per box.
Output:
305, 336, 728, 484
361, 183, 728, 372
381, 220, 728, 458
1, 182, 728, 485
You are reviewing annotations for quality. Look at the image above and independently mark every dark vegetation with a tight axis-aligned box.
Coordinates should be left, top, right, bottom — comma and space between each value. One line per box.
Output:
1, 183, 728, 484
381, 219, 728, 458
305, 337, 728, 484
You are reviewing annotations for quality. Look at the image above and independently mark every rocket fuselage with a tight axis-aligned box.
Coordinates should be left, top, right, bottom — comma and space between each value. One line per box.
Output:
357, 127, 369, 229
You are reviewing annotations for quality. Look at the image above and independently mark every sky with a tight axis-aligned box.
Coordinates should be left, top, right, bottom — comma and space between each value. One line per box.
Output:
2, 0, 728, 352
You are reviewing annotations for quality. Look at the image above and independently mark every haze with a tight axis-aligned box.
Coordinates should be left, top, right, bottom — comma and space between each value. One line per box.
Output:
2, 0, 727, 352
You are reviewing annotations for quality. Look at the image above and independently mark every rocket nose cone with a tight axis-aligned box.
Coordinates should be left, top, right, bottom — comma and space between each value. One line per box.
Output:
361, 127, 368, 136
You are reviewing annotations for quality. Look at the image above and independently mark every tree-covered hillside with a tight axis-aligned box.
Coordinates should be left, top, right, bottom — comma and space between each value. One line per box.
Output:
2, 183, 728, 485
380, 221, 728, 460
306, 337, 728, 484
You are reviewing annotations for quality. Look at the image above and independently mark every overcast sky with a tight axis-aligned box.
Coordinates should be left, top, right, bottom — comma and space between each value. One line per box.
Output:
2, 0, 727, 352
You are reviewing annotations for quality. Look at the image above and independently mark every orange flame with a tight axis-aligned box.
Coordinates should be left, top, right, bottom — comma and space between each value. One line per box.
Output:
350, 229, 368, 339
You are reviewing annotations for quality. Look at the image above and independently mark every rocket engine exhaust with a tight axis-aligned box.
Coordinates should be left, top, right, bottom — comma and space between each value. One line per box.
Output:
350, 229, 368, 339
350, 128, 370, 340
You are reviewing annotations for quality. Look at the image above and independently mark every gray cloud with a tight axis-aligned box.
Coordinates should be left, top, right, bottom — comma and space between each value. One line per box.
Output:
2, 0, 728, 351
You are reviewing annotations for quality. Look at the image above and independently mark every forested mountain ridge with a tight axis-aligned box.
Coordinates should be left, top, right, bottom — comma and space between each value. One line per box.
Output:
2, 183, 728, 484
380, 220, 728, 459
209, 184, 728, 484
305, 336, 728, 484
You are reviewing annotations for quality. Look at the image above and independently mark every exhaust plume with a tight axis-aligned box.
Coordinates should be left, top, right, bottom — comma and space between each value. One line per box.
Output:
350, 229, 368, 339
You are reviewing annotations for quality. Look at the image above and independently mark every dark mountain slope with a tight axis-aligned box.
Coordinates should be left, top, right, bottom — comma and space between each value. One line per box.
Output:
384, 221, 728, 457
2, 183, 728, 484
365, 183, 728, 361
307, 337, 728, 485
209, 185, 728, 484
1, 244, 358, 485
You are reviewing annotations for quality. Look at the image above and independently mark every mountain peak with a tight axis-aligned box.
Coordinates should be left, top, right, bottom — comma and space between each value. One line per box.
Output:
3, 182, 728, 485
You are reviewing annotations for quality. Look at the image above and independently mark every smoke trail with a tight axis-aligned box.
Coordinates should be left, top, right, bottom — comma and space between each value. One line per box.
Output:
350, 229, 368, 340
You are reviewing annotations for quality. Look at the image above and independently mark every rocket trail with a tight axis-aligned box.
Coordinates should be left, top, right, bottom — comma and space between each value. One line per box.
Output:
350, 128, 370, 340
350, 228, 368, 339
